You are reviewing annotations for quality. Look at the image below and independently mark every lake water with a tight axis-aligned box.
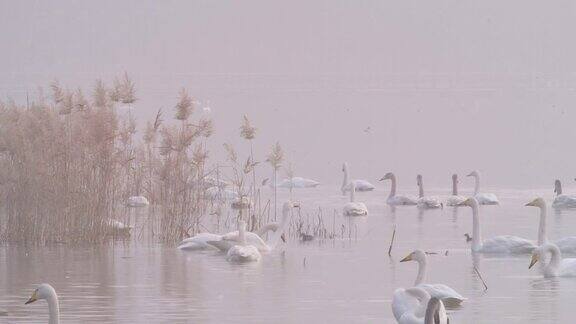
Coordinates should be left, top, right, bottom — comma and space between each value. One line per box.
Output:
2, 185, 576, 323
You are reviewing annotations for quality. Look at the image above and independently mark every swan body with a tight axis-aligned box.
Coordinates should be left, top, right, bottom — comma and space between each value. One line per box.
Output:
393, 287, 448, 324
466, 170, 499, 205
105, 219, 132, 235
343, 183, 368, 216
529, 243, 576, 278
445, 174, 467, 206
341, 162, 375, 194
26, 283, 59, 324
205, 187, 239, 201
226, 221, 261, 263
459, 197, 535, 254
400, 250, 465, 307
126, 195, 149, 207
552, 180, 576, 209
276, 177, 320, 188
526, 197, 576, 254
416, 175, 442, 209
380, 172, 418, 206
178, 233, 224, 251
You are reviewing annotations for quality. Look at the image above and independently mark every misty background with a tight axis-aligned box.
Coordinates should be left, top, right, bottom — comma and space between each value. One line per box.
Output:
1, 0, 576, 189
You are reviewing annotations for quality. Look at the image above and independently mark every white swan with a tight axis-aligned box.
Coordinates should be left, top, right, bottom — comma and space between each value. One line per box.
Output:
552, 179, 576, 209
529, 242, 576, 278
392, 287, 448, 324
400, 250, 465, 306
178, 224, 275, 251
379, 172, 418, 206
226, 220, 261, 263
25, 283, 59, 324
526, 197, 576, 253
341, 162, 375, 195
126, 195, 149, 207
343, 183, 368, 216
275, 177, 320, 188
416, 175, 442, 209
466, 170, 499, 205
206, 201, 299, 252
105, 219, 132, 234
445, 174, 467, 206
458, 197, 535, 253
205, 186, 239, 201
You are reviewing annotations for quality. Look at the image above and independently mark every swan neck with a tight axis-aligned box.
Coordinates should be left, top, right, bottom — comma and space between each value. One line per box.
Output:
342, 165, 348, 194
471, 203, 482, 251
415, 258, 426, 285
555, 182, 562, 196
47, 292, 60, 324
473, 175, 480, 196
350, 185, 355, 202
538, 206, 547, 246
545, 245, 561, 275
389, 174, 397, 198
238, 223, 246, 245
418, 182, 424, 198
267, 206, 291, 249
452, 178, 458, 196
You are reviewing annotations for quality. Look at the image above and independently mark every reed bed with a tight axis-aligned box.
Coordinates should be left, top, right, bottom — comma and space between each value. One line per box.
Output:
0, 76, 343, 245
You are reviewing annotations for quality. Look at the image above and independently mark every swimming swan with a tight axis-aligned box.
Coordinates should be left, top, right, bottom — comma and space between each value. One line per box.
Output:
458, 197, 535, 253
226, 220, 261, 263
526, 197, 576, 253
341, 162, 375, 195
127, 195, 149, 207
25, 283, 59, 324
466, 170, 499, 205
416, 175, 442, 209
400, 250, 465, 306
552, 179, 576, 209
380, 172, 418, 206
392, 287, 448, 324
529, 242, 576, 278
343, 183, 368, 216
207, 201, 299, 252
445, 174, 467, 206
275, 177, 320, 188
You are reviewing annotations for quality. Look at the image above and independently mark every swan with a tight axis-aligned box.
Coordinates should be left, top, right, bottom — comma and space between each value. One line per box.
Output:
400, 250, 465, 306
205, 186, 239, 201
552, 179, 576, 209
526, 197, 576, 253
379, 172, 418, 206
445, 174, 467, 206
206, 201, 299, 252
466, 170, 498, 205
226, 220, 261, 263
529, 242, 576, 278
126, 195, 149, 207
416, 175, 442, 209
25, 283, 59, 324
105, 219, 132, 234
392, 287, 448, 324
341, 162, 375, 195
275, 177, 320, 188
178, 223, 277, 251
343, 183, 368, 216
458, 197, 535, 253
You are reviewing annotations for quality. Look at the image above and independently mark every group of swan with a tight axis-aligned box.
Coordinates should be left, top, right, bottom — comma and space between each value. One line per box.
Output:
178, 201, 299, 263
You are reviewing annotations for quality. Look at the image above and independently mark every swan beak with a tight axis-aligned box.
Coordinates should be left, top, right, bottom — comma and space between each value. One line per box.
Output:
25, 292, 37, 305
529, 254, 539, 269
400, 254, 412, 262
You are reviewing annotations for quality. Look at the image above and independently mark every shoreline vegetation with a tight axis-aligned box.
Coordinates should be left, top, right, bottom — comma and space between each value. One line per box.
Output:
0, 74, 347, 245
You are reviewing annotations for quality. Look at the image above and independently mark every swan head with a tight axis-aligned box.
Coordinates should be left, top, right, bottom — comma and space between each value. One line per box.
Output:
25, 283, 56, 305
466, 170, 479, 178
529, 247, 542, 269
282, 201, 300, 213
400, 249, 426, 263
379, 172, 394, 181
341, 162, 348, 172
525, 197, 545, 208
457, 197, 478, 208
554, 179, 562, 194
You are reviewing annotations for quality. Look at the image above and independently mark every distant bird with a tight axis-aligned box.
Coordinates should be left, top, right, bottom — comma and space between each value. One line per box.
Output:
300, 233, 315, 242
464, 233, 472, 242
363, 126, 371, 133
262, 178, 270, 186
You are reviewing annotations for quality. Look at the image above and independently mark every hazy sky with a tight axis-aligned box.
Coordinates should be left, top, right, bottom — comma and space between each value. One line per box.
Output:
2, 0, 576, 188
